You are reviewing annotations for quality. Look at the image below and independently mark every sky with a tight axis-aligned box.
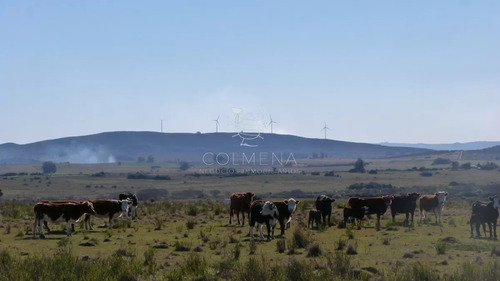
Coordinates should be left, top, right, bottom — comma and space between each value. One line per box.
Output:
1, 1, 499, 145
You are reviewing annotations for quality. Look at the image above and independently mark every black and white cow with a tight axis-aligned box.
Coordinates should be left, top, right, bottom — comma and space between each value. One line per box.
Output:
470, 195, 500, 239
84, 199, 132, 230
249, 201, 280, 240
119, 192, 138, 219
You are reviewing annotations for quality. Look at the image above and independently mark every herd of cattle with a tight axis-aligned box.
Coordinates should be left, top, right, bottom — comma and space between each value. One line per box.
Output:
229, 191, 500, 241
31, 191, 500, 241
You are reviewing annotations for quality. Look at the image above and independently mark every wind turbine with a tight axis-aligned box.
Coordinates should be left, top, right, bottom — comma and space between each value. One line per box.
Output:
321, 121, 330, 139
213, 115, 220, 133
268, 115, 277, 134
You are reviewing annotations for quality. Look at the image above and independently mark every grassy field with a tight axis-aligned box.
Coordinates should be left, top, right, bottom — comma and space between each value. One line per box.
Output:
1, 157, 500, 280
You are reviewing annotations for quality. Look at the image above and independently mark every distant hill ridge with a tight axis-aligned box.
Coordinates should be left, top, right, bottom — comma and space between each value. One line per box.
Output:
378, 141, 500, 151
0, 131, 498, 164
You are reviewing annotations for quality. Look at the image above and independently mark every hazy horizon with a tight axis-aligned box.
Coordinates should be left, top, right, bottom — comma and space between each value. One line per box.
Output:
1, 1, 499, 145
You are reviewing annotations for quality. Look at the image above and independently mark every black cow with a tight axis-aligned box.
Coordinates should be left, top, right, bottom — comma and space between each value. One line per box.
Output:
390, 192, 420, 225
343, 206, 365, 228
348, 196, 393, 229
315, 195, 335, 226
119, 193, 139, 219
248, 201, 280, 240
470, 195, 500, 239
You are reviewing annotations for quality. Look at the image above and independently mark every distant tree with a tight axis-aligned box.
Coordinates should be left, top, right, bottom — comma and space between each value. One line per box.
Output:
460, 162, 471, 169
147, 155, 155, 163
451, 161, 459, 171
179, 161, 190, 171
137, 156, 145, 163
42, 161, 57, 174
432, 158, 451, 165
349, 158, 366, 173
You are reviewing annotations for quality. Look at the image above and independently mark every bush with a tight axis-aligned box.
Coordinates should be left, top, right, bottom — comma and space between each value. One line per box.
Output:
306, 242, 322, 257
420, 172, 433, 177
179, 161, 190, 171
42, 161, 57, 174
432, 158, 451, 165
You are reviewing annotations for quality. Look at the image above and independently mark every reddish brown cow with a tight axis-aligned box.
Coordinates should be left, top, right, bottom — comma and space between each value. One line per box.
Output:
33, 201, 95, 238
419, 191, 448, 224
348, 195, 393, 229
229, 192, 255, 225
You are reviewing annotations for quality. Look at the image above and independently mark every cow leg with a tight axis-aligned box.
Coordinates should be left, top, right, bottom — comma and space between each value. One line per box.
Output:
43, 221, 51, 232
249, 222, 254, 239
258, 224, 264, 239
38, 219, 46, 239
493, 222, 498, 239
410, 211, 415, 225
236, 211, 241, 225
229, 208, 233, 224
33, 217, 38, 238
266, 221, 272, 241
108, 215, 114, 230
279, 219, 285, 236
376, 214, 381, 230
66, 221, 73, 236
241, 211, 245, 226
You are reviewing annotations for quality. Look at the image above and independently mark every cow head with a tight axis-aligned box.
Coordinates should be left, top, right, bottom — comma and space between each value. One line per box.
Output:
436, 191, 448, 203
489, 195, 500, 209
261, 201, 279, 219
120, 199, 133, 215
244, 192, 255, 204
83, 201, 96, 214
284, 198, 300, 214
382, 195, 394, 206
408, 192, 421, 202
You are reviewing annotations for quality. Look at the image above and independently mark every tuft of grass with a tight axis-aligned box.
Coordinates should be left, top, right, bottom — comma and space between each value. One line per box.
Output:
186, 219, 195, 230
276, 239, 286, 253
306, 242, 322, 257
249, 239, 257, 255
345, 241, 358, 255
435, 240, 448, 255
292, 226, 309, 248
174, 241, 191, 252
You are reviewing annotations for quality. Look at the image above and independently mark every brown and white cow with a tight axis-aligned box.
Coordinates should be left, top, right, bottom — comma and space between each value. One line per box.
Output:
419, 191, 448, 224
84, 199, 132, 230
348, 195, 393, 229
273, 198, 299, 236
33, 201, 95, 238
38, 200, 83, 232
229, 192, 255, 226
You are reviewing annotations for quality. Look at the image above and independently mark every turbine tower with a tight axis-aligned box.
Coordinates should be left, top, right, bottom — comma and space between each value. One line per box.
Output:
213, 115, 220, 133
321, 121, 330, 139
268, 115, 277, 134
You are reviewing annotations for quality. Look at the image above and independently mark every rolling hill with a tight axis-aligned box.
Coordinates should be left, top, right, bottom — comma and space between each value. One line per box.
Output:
0, 131, 435, 164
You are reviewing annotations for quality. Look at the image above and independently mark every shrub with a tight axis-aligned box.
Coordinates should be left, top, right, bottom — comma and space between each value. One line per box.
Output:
42, 161, 56, 174
420, 172, 433, 177
306, 242, 322, 257
186, 220, 195, 230
435, 241, 448, 255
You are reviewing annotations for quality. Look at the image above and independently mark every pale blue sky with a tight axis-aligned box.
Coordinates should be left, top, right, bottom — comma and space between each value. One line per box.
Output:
1, 1, 499, 144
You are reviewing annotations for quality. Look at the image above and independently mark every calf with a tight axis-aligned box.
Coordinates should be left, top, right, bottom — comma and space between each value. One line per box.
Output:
229, 192, 255, 226
84, 199, 132, 230
308, 210, 322, 228
249, 201, 280, 240
390, 192, 420, 225
33, 201, 95, 238
315, 195, 335, 226
419, 191, 448, 224
470, 196, 500, 238
119, 193, 139, 219
343, 206, 366, 227
348, 195, 393, 229
273, 198, 299, 235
